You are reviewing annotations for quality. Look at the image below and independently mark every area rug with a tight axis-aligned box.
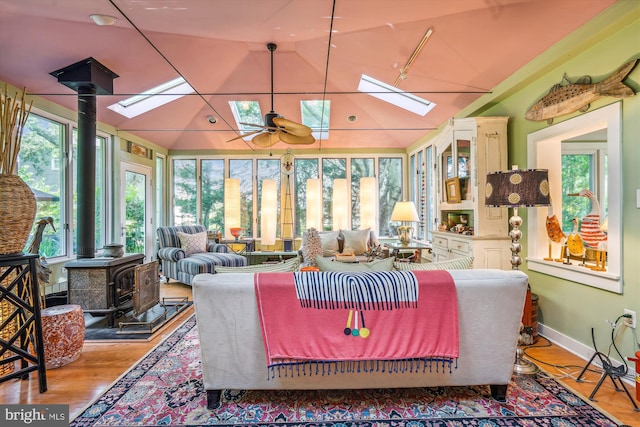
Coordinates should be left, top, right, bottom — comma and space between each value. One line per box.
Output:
70, 314, 622, 427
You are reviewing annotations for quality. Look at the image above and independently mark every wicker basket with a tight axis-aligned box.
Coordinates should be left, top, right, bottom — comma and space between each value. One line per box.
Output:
0, 174, 36, 255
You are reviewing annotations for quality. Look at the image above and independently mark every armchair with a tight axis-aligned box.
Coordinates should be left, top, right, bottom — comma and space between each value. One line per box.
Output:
155, 225, 246, 285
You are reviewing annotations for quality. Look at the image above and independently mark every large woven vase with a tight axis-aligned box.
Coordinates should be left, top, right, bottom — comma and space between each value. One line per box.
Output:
0, 174, 36, 255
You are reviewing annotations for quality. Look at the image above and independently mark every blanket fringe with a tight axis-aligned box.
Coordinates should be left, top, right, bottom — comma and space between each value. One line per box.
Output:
267, 358, 457, 380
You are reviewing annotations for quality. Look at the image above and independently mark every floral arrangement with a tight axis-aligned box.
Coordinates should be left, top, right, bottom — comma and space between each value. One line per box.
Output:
0, 84, 32, 174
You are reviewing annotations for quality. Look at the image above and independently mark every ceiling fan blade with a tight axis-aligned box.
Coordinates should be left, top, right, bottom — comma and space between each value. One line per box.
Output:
226, 129, 264, 142
279, 132, 316, 145
252, 131, 280, 148
273, 117, 312, 137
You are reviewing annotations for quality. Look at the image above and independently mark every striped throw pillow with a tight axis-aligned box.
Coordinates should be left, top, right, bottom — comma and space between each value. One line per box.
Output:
394, 256, 474, 271
215, 256, 301, 274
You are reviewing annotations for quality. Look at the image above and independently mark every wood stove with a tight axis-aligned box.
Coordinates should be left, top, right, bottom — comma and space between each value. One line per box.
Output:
65, 254, 144, 327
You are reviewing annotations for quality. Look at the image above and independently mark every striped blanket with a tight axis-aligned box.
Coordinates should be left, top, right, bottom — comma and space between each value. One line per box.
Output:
255, 270, 459, 377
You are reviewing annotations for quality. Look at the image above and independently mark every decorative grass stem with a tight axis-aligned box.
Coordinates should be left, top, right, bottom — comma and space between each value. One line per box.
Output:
0, 84, 32, 175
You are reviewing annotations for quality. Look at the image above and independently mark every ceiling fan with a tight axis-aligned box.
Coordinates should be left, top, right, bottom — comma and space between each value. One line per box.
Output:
227, 43, 315, 148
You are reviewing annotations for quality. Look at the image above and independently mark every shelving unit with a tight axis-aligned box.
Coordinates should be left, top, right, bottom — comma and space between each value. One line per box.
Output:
431, 117, 512, 270
0, 253, 47, 392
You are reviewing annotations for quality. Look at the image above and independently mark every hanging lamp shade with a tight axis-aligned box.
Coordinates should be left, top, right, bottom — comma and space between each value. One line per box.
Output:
224, 178, 241, 239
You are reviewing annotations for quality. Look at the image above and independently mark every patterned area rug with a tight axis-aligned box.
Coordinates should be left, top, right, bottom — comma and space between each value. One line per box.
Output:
70, 315, 621, 427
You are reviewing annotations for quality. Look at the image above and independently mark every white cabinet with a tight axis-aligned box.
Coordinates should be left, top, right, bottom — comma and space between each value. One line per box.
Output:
430, 117, 512, 269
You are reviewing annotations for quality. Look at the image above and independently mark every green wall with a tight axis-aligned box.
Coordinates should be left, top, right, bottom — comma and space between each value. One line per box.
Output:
474, 4, 639, 360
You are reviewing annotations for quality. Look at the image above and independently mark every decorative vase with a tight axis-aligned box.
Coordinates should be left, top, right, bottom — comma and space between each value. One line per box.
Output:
302, 228, 322, 266
0, 174, 36, 255
103, 243, 124, 258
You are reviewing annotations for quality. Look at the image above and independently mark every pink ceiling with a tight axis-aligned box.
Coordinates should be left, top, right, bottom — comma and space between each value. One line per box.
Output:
0, 0, 616, 151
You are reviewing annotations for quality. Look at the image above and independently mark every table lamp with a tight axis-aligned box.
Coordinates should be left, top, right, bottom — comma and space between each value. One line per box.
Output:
485, 167, 550, 375
390, 201, 420, 245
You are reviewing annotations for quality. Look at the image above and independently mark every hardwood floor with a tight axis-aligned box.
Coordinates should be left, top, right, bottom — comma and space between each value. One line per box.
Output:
1, 281, 638, 426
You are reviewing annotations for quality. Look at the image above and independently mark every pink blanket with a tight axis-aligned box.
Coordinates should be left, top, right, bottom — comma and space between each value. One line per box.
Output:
255, 270, 458, 375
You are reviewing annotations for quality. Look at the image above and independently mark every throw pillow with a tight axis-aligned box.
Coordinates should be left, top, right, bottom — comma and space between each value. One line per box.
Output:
215, 256, 301, 273
319, 230, 340, 256
177, 231, 207, 255
315, 255, 395, 272
393, 256, 474, 271
341, 228, 370, 255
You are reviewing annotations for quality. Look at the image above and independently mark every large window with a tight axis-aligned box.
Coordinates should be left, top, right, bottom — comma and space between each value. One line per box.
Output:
18, 109, 108, 260
170, 154, 405, 240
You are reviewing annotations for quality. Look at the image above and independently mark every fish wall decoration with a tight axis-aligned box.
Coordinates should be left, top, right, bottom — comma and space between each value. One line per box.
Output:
525, 59, 638, 123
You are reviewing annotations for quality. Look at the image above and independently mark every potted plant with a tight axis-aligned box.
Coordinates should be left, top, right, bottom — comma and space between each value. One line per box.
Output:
0, 84, 35, 255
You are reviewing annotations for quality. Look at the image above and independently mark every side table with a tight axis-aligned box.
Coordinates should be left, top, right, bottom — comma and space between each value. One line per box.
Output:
221, 239, 254, 260
0, 253, 47, 392
385, 241, 433, 262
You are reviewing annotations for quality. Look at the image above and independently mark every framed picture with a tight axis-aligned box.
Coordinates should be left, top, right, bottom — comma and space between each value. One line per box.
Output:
127, 141, 152, 159
445, 177, 461, 203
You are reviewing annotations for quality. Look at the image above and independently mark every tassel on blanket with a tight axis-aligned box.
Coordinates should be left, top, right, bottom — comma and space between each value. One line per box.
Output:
267, 358, 457, 379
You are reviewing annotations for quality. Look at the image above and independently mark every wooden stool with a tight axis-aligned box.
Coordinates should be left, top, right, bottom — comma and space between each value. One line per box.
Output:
41, 304, 85, 369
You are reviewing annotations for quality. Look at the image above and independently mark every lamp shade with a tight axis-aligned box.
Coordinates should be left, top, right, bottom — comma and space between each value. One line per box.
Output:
306, 178, 322, 231
390, 201, 420, 222
260, 179, 277, 246
485, 169, 550, 208
224, 178, 241, 239
332, 178, 349, 230
359, 177, 377, 231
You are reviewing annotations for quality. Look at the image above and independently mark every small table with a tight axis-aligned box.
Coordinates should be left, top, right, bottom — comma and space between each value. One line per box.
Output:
250, 251, 298, 265
220, 239, 254, 260
386, 241, 433, 261
41, 304, 85, 369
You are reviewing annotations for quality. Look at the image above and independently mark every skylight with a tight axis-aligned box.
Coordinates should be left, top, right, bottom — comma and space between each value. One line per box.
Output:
301, 100, 330, 140
229, 101, 263, 139
357, 74, 435, 116
108, 77, 194, 119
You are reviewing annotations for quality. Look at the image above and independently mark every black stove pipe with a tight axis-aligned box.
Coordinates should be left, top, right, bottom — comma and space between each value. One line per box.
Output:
76, 86, 97, 258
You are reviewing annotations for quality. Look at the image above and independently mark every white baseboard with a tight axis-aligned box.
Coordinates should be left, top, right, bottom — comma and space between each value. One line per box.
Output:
538, 322, 636, 386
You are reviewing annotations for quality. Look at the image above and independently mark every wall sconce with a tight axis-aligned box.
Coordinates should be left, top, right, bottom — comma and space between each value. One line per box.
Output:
260, 179, 277, 248
306, 178, 322, 231
332, 178, 349, 230
224, 178, 241, 240
390, 201, 420, 245
360, 177, 377, 233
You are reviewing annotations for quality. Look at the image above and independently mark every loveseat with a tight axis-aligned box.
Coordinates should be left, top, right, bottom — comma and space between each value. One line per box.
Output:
299, 228, 385, 263
155, 225, 246, 285
192, 268, 529, 408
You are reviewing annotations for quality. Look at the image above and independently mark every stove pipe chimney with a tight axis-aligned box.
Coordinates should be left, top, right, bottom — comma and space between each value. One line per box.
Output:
50, 58, 118, 258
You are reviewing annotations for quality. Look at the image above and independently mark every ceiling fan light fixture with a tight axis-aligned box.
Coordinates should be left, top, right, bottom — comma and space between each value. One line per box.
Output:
90, 14, 117, 26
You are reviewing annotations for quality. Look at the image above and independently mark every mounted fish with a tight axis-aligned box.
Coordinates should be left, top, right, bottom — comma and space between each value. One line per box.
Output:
525, 59, 638, 124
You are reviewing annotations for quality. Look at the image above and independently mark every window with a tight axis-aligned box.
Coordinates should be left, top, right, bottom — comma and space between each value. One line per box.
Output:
200, 159, 224, 232
294, 158, 319, 235
527, 103, 621, 293
18, 109, 109, 259
229, 159, 254, 236
108, 77, 195, 119
322, 158, 347, 231
257, 159, 281, 238
229, 101, 263, 138
357, 74, 436, 116
378, 157, 403, 236
350, 158, 375, 230
173, 159, 197, 226
301, 100, 330, 140
155, 154, 166, 228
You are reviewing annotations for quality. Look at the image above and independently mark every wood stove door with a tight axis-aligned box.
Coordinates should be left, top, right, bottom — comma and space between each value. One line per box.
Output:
134, 261, 160, 315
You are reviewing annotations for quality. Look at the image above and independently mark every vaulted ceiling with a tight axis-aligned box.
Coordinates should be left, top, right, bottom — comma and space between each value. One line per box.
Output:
0, 0, 617, 151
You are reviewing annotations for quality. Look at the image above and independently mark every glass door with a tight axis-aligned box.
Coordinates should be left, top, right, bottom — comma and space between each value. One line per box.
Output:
121, 162, 153, 260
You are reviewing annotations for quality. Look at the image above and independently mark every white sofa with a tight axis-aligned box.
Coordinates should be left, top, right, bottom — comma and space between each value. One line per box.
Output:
192, 269, 528, 409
